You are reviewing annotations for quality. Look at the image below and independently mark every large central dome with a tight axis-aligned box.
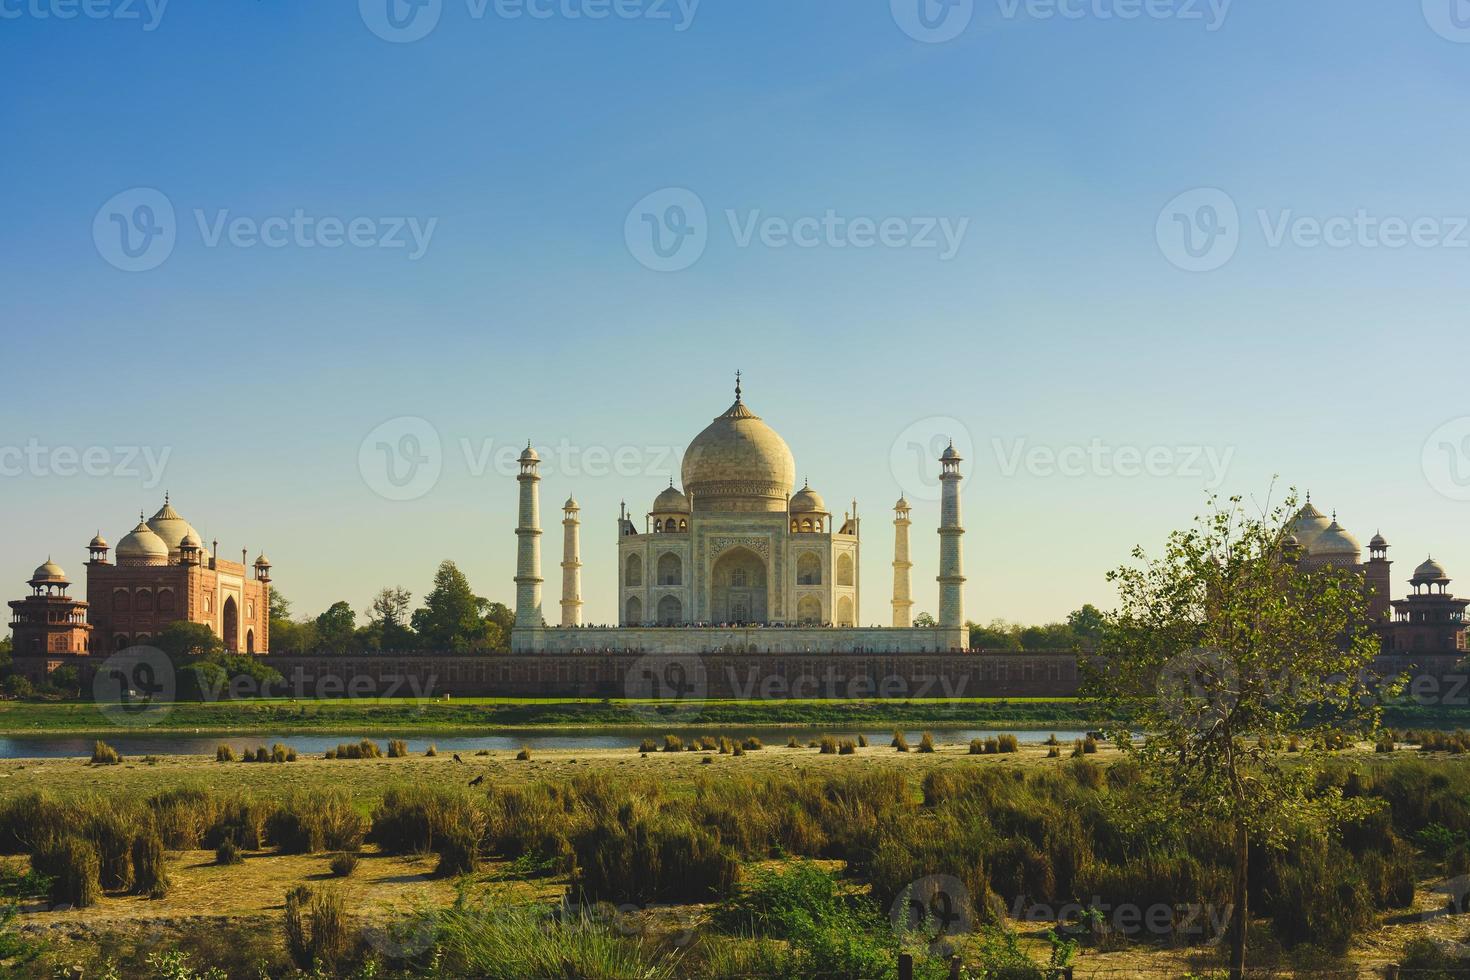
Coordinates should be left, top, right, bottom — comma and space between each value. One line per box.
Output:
681, 382, 796, 513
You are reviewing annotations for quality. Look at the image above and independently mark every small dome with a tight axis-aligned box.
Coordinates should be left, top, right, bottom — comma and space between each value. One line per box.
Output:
894, 495, 910, 512
1414, 556, 1450, 583
30, 558, 67, 584
519, 443, 539, 463
940, 441, 961, 462
789, 480, 827, 514
181, 529, 202, 549
1369, 532, 1388, 549
563, 495, 580, 512
116, 520, 170, 563
1311, 520, 1361, 557
652, 483, 691, 514
254, 553, 271, 567
89, 532, 108, 549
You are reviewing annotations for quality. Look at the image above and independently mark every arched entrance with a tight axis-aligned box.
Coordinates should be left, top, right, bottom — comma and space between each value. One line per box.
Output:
657, 594, 682, 626
626, 596, 643, 625
797, 595, 822, 626
836, 596, 854, 628
245, 629, 255, 654
223, 596, 239, 652
711, 547, 767, 624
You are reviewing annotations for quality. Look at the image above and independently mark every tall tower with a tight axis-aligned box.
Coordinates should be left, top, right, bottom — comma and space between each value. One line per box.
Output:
513, 444, 544, 643
1365, 531, 1392, 622
891, 496, 913, 627
560, 496, 583, 627
936, 441, 966, 641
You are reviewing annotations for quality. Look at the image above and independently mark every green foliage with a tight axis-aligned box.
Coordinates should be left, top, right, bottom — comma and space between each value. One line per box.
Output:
131, 825, 170, 898
266, 790, 366, 854
329, 851, 359, 877
314, 601, 358, 655
91, 739, 122, 765
283, 884, 350, 971
714, 861, 844, 938
32, 835, 101, 907
215, 837, 243, 865
155, 620, 225, 661
411, 560, 502, 652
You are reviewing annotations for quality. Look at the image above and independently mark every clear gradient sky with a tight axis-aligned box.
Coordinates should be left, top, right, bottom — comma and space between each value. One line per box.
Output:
4, 0, 1469, 631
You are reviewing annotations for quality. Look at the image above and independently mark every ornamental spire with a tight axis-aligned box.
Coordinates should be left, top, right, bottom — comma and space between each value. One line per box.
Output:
734, 369, 742, 403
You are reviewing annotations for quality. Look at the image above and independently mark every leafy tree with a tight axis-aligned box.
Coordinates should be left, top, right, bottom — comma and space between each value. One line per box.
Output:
314, 601, 358, 655
969, 619, 1020, 651
267, 589, 317, 654
481, 600, 514, 653
2, 675, 34, 699
190, 653, 283, 699
46, 665, 80, 698
368, 587, 416, 650
155, 621, 225, 661
912, 612, 938, 628
1083, 492, 1387, 980
1065, 603, 1105, 645
412, 561, 495, 652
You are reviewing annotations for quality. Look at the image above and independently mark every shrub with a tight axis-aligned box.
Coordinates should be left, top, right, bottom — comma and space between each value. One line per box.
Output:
475, 749, 490, 756
638, 738, 658, 753
131, 826, 170, 898
272, 743, 291, 764
85, 804, 140, 891
857, 734, 869, 747
571, 805, 738, 905
839, 739, 857, 755
662, 735, 683, 753
425, 744, 438, 757
819, 736, 838, 755
918, 732, 936, 753
697, 736, 718, 751
284, 885, 349, 971
714, 860, 844, 938
91, 740, 121, 765
997, 734, 1020, 753
215, 744, 236, 762
742, 737, 763, 751
719, 737, 733, 754
267, 791, 366, 854
388, 739, 408, 758
1082, 735, 1098, 754
32, 836, 101, 908
329, 852, 358, 877
1071, 739, 1085, 758
1047, 745, 1061, 758
0, 791, 65, 853
892, 731, 910, 752
969, 739, 985, 755
216, 838, 243, 865
149, 786, 219, 849
371, 784, 485, 863
733, 744, 744, 757
1044, 733, 1060, 746
435, 824, 482, 876
253, 747, 270, 763
516, 746, 532, 761
787, 736, 800, 748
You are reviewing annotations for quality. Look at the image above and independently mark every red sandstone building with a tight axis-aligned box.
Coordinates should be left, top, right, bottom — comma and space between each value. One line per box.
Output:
9, 498, 272, 678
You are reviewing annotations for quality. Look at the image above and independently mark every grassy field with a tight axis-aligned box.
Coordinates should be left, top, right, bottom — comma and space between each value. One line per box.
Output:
0, 696, 1100, 735
6, 741, 1470, 978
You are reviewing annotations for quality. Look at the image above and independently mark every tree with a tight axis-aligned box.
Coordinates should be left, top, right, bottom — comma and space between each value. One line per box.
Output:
268, 590, 317, 654
912, 612, 938, 628
155, 621, 225, 661
46, 665, 80, 698
1083, 492, 1386, 980
969, 619, 1020, 651
411, 561, 495, 652
481, 601, 514, 653
368, 587, 416, 651
314, 602, 358, 655
1065, 603, 1105, 646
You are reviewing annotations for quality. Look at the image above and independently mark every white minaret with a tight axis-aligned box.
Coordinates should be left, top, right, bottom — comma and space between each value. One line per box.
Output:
936, 441, 965, 639
513, 443, 544, 644
560, 496, 583, 627
891, 495, 913, 627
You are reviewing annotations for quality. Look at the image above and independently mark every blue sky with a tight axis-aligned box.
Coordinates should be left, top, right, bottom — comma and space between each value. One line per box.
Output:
4, 0, 1470, 629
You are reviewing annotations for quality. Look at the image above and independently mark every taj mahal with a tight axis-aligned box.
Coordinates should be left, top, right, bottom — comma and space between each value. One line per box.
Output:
510, 375, 969, 654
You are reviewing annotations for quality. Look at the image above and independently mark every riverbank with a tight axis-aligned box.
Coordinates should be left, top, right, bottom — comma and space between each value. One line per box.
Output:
0, 696, 1103, 735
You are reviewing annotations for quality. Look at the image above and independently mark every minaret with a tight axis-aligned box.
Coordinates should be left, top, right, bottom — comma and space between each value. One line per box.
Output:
891, 496, 913, 627
512, 443, 544, 645
936, 441, 966, 639
560, 496, 583, 627
1365, 531, 1392, 622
